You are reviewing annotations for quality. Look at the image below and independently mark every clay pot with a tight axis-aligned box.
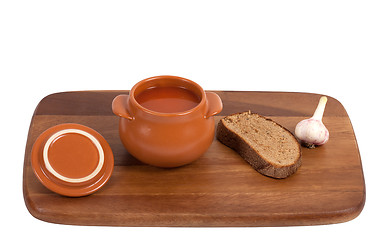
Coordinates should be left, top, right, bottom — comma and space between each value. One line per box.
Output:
112, 75, 222, 167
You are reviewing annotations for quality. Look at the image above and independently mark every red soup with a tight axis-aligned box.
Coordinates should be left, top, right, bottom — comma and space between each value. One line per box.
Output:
135, 86, 201, 113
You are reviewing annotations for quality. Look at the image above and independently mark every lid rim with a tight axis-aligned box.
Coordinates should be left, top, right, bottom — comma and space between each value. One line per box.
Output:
43, 129, 105, 183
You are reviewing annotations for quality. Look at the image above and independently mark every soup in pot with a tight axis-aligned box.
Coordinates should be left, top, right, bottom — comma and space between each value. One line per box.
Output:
135, 86, 201, 113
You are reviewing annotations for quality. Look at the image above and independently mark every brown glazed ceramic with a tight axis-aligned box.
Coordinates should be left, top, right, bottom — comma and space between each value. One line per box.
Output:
31, 123, 114, 197
112, 75, 223, 167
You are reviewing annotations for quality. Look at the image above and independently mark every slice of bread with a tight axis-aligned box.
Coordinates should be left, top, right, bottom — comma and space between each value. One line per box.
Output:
216, 111, 302, 179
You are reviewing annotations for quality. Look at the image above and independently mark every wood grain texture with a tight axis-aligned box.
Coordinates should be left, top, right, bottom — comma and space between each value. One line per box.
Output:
23, 91, 365, 227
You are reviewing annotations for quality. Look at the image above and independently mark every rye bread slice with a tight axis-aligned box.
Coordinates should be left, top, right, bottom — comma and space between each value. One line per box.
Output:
216, 111, 302, 179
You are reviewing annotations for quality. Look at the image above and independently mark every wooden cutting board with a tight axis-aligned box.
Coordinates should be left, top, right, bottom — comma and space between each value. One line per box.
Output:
23, 91, 365, 227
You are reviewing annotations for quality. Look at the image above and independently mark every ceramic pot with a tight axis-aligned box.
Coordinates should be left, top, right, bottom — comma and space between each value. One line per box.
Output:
112, 75, 223, 167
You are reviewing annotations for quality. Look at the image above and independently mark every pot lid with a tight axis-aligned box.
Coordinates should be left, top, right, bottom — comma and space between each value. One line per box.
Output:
31, 123, 114, 197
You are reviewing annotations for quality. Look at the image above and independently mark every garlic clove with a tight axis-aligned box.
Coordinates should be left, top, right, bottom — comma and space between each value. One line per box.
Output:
295, 96, 329, 148
295, 119, 329, 147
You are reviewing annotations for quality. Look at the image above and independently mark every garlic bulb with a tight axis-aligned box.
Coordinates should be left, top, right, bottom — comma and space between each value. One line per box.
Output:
295, 96, 329, 148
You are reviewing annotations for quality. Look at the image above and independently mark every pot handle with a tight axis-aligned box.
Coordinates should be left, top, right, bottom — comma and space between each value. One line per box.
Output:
205, 92, 223, 119
112, 94, 134, 120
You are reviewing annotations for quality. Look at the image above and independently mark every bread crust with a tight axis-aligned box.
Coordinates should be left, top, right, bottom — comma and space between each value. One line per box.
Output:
216, 112, 302, 179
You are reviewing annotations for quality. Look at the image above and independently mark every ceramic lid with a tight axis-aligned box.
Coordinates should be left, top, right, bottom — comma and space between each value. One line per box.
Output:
31, 123, 114, 197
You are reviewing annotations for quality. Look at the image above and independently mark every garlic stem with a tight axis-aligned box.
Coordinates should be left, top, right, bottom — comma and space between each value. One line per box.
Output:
312, 96, 328, 121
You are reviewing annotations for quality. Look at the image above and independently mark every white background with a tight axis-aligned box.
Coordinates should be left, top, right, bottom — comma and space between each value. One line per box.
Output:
1, 0, 382, 239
